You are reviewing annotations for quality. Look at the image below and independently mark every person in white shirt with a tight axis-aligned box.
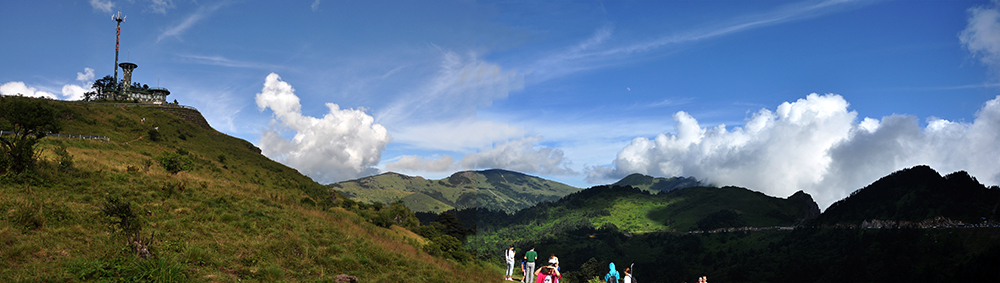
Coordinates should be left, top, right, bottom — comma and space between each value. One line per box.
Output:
505, 245, 516, 281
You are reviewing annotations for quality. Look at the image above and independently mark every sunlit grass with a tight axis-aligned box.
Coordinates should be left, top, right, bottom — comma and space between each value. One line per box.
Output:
1, 101, 499, 282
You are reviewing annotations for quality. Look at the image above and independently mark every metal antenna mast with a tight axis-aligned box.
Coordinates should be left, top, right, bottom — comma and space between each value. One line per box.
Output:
112, 10, 126, 89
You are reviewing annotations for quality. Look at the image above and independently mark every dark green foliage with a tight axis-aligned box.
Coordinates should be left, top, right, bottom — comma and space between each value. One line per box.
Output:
146, 128, 161, 142
815, 165, 1000, 225
86, 75, 117, 101
0, 96, 63, 174
156, 150, 193, 174
100, 196, 141, 239
696, 210, 745, 231
563, 257, 604, 283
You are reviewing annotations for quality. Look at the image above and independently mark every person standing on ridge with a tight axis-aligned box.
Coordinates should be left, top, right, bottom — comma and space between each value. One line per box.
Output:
524, 247, 538, 283
505, 245, 516, 281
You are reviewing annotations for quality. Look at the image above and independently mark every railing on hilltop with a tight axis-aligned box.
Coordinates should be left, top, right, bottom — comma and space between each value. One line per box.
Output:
0, 131, 110, 143
71, 101, 198, 112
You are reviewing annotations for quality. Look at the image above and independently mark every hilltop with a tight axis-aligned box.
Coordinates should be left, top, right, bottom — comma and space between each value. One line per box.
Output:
329, 169, 579, 213
0, 98, 496, 282
814, 165, 1000, 226
612, 173, 705, 193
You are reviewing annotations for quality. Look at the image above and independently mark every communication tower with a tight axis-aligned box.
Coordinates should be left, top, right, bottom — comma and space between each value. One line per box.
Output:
112, 11, 126, 88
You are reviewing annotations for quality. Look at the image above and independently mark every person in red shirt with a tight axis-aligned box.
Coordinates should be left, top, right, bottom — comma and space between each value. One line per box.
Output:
534, 265, 561, 283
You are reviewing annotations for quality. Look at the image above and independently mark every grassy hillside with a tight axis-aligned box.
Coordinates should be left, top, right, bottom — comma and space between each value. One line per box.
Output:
330, 169, 580, 213
0, 98, 497, 282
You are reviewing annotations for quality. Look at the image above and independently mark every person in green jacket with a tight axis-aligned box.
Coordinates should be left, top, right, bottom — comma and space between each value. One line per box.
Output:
524, 247, 538, 283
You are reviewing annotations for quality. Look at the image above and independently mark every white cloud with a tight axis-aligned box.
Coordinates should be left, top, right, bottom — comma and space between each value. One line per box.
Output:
385, 155, 455, 172
76, 68, 95, 82
459, 136, 577, 175
61, 85, 90, 101
255, 73, 391, 184
1, 68, 95, 101
960, 1, 1000, 75
90, 0, 114, 13
0, 82, 57, 99
588, 94, 1000, 210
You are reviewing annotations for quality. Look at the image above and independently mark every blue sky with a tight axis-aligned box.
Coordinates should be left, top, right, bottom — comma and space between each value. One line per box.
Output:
3, 0, 1000, 209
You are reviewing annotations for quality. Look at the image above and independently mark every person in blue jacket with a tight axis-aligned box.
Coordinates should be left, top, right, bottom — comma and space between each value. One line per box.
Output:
605, 262, 620, 283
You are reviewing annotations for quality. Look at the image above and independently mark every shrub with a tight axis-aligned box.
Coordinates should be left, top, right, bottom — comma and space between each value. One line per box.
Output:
54, 144, 73, 173
156, 151, 193, 174
147, 128, 161, 142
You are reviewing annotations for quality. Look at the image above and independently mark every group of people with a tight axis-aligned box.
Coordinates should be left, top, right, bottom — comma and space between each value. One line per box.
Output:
504, 246, 706, 283
504, 246, 561, 282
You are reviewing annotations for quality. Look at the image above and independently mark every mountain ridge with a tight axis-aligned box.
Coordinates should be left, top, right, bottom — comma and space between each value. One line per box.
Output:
329, 168, 580, 213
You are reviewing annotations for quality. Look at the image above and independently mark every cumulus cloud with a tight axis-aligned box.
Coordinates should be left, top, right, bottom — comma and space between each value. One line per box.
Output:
255, 73, 391, 184
1, 68, 94, 101
459, 136, 577, 175
90, 0, 114, 13
0, 82, 57, 99
960, 1, 1000, 75
588, 93, 1000, 210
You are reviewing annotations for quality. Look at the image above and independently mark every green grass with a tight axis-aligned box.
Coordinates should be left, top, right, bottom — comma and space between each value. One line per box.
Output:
0, 100, 499, 282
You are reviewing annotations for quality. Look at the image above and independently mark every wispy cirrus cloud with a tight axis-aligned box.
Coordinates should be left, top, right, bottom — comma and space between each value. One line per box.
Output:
147, 0, 176, 14
533, 0, 874, 80
90, 0, 114, 13
177, 54, 287, 70
157, 2, 228, 42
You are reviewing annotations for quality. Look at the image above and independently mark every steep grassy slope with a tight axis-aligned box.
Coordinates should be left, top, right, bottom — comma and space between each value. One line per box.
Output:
330, 169, 580, 213
0, 100, 497, 282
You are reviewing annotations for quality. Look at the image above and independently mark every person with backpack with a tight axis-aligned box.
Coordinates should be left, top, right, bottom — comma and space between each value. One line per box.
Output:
505, 245, 516, 281
623, 266, 635, 283
524, 247, 538, 283
604, 262, 620, 283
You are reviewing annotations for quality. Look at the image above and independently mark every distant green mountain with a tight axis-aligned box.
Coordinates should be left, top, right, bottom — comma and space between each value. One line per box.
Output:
814, 165, 1000, 225
612, 173, 705, 193
466, 184, 819, 260
329, 169, 580, 213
